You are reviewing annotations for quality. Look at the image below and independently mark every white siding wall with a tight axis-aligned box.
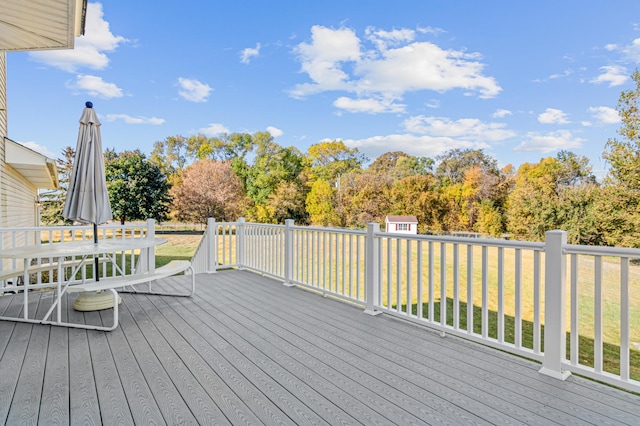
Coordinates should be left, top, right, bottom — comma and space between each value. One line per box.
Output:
0, 53, 7, 228
0, 53, 6, 139
0, 52, 38, 251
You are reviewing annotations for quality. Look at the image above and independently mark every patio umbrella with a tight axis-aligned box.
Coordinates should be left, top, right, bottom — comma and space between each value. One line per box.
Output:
63, 101, 112, 278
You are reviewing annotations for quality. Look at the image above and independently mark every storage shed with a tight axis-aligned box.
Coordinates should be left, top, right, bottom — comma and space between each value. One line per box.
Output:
385, 215, 418, 234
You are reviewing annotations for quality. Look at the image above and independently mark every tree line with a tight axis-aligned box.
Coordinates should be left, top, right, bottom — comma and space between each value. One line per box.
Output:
40, 70, 640, 247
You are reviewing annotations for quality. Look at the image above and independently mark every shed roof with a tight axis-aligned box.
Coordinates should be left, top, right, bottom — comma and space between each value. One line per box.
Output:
386, 215, 418, 223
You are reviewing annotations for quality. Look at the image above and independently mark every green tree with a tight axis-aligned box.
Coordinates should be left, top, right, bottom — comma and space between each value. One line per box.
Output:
600, 69, 640, 247
105, 150, 171, 224
149, 135, 189, 178
235, 132, 305, 207
39, 146, 75, 225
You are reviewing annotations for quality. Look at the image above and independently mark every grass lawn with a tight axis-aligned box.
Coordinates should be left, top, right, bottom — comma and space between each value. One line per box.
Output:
403, 298, 640, 381
155, 233, 202, 268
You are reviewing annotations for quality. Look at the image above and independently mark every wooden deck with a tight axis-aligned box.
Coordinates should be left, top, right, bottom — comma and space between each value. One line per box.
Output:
0, 269, 638, 425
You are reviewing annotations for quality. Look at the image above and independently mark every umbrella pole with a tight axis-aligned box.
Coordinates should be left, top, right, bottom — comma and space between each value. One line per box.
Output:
93, 223, 100, 281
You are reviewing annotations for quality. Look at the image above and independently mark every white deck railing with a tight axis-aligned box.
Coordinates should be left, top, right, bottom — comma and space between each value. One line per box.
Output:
192, 218, 640, 393
0, 219, 155, 289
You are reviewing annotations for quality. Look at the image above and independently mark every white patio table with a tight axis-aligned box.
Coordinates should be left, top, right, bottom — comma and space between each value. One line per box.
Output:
0, 237, 167, 328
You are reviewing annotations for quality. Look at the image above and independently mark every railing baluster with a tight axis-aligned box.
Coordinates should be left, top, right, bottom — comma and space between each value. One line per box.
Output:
428, 241, 434, 322
417, 241, 423, 319
620, 257, 630, 382
533, 250, 541, 354
467, 244, 473, 335
406, 239, 412, 316
482, 245, 488, 339
570, 254, 579, 365
594, 255, 603, 374
440, 241, 446, 326
387, 237, 392, 310
498, 247, 504, 343
453, 243, 459, 329
515, 248, 522, 348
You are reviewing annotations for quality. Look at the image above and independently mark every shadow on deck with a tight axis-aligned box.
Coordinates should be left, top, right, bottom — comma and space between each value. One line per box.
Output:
0, 269, 638, 425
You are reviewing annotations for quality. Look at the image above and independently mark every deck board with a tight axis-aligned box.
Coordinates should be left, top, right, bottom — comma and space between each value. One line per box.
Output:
0, 269, 639, 425
224, 273, 630, 425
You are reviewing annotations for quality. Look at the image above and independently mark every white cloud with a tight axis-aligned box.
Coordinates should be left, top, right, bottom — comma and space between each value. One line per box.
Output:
177, 78, 212, 102
622, 38, 640, 62
66, 74, 124, 98
591, 65, 628, 87
416, 26, 445, 36
290, 25, 501, 109
402, 116, 516, 142
29, 3, 127, 72
266, 126, 283, 137
199, 123, 229, 135
365, 27, 416, 50
538, 108, 569, 124
334, 96, 405, 114
103, 114, 164, 125
589, 106, 620, 124
425, 99, 440, 108
493, 109, 512, 118
514, 130, 583, 153
240, 43, 261, 64
290, 26, 361, 98
343, 133, 487, 159
20, 141, 57, 159
549, 69, 573, 79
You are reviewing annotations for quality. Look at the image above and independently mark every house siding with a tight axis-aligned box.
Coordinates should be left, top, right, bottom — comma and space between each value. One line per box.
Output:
0, 52, 38, 252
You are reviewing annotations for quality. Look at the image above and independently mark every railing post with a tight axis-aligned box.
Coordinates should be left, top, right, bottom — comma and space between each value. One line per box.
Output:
237, 217, 245, 269
539, 230, 571, 380
364, 222, 381, 316
283, 219, 295, 287
207, 217, 217, 273
146, 218, 155, 274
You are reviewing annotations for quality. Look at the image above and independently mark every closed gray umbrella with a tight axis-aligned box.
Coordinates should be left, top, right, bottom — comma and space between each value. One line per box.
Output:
63, 102, 112, 278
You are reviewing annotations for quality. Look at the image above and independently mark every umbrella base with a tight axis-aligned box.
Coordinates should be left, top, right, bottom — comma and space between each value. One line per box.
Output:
73, 290, 122, 311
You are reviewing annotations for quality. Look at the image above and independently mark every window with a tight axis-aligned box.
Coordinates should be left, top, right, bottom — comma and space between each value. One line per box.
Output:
398, 223, 408, 231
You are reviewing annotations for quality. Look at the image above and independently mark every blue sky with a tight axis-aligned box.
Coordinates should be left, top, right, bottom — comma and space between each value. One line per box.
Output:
6, 1, 640, 177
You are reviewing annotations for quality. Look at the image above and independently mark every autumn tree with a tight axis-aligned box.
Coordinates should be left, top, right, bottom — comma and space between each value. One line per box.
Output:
338, 171, 394, 227
369, 151, 433, 179
506, 152, 600, 243
171, 159, 248, 224
306, 179, 339, 226
264, 180, 309, 224
390, 174, 441, 233
435, 148, 499, 186
105, 150, 171, 224
306, 140, 366, 182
